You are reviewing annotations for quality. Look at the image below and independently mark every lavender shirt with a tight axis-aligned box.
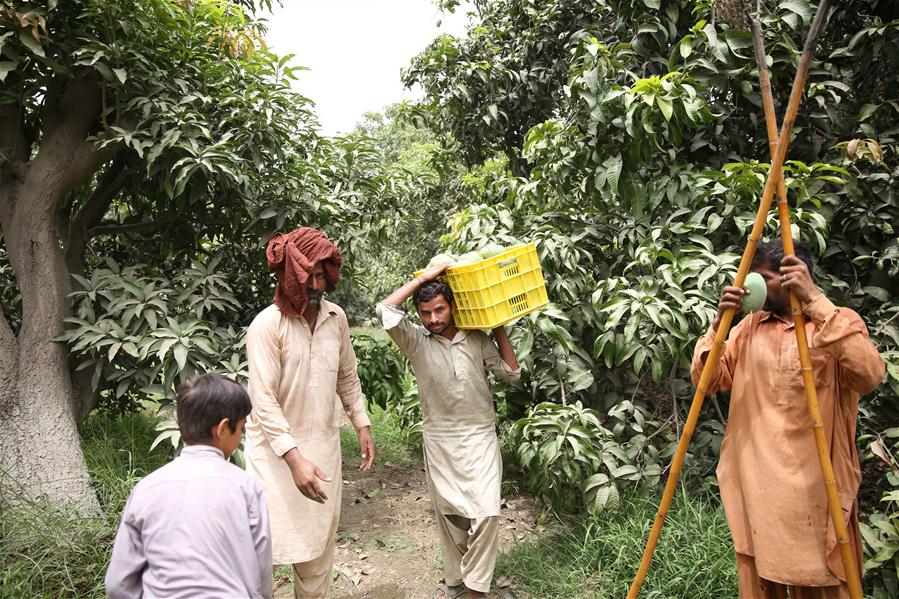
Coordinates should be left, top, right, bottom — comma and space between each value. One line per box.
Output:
106, 445, 272, 599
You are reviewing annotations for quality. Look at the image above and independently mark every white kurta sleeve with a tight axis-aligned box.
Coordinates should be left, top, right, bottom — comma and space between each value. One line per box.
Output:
337, 312, 371, 431
481, 332, 521, 383
246, 311, 296, 457
376, 302, 421, 357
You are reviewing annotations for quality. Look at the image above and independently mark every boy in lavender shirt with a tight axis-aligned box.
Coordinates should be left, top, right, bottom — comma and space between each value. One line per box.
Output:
106, 373, 273, 599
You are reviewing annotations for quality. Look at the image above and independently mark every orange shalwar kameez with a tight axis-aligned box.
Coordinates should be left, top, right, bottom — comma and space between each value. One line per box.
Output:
692, 294, 885, 598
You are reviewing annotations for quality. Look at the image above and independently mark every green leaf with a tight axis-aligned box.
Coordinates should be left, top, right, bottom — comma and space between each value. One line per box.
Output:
702, 24, 727, 63
0, 61, 16, 82
657, 96, 673, 122
862, 286, 890, 302
858, 103, 878, 122
18, 32, 45, 58
781, 0, 812, 25
173, 343, 189, 371
605, 154, 622, 193
94, 62, 114, 81
0, 32, 13, 54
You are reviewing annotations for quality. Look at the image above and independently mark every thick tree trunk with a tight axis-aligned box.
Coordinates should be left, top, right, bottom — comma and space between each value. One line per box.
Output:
0, 75, 112, 513
0, 208, 99, 513
0, 354, 98, 514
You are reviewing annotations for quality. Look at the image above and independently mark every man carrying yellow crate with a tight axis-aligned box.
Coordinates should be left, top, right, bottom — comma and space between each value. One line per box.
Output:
377, 263, 521, 599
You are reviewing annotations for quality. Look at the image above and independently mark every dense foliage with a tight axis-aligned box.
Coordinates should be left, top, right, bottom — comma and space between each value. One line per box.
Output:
403, 0, 899, 592
2, 0, 897, 593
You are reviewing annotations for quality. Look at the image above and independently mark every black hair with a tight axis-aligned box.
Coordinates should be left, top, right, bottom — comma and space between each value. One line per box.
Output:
751, 239, 814, 275
412, 280, 454, 307
176, 373, 252, 444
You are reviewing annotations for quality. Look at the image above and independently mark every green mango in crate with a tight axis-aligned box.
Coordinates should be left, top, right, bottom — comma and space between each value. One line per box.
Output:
452, 251, 483, 267
426, 253, 458, 269
478, 242, 505, 259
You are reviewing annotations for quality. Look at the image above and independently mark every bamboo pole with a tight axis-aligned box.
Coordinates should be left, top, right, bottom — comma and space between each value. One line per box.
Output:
750, 18, 863, 599
626, 3, 830, 597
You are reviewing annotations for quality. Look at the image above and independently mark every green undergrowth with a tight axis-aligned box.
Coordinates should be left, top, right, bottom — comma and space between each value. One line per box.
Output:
494, 490, 738, 598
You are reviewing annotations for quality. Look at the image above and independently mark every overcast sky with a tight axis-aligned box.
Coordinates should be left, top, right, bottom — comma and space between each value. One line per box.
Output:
263, 1, 473, 136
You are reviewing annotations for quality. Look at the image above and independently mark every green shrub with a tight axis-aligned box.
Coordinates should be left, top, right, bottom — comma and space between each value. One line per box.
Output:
388, 372, 423, 450
340, 403, 418, 467
55, 260, 247, 415
860, 426, 899, 599
351, 329, 408, 410
512, 400, 663, 513
0, 412, 164, 599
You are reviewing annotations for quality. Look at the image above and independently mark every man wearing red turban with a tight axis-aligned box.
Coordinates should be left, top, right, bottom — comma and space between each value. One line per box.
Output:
245, 227, 375, 598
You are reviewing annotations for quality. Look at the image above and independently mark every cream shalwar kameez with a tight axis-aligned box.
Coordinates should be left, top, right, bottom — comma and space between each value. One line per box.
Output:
376, 303, 520, 593
246, 300, 370, 599
692, 295, 884, 598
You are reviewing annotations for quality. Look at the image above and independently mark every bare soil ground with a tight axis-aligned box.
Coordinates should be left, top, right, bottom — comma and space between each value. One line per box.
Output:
274, 459, 542, 599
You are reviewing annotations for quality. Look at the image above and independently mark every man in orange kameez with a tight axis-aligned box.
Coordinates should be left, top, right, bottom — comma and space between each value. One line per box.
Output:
692, 241, 884, 599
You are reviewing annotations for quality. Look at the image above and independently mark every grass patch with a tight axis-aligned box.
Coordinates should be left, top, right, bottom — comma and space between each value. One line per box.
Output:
341, 403, 419, 467
1, 411, 165, 599
0, 494, 113, 598
81, 411, 174, 512
495, 490, 738, 598
0, 404, 417, 598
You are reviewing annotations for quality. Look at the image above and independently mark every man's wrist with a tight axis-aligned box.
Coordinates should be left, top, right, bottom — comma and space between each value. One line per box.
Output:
801, 289, 824, 305
282, 448, 305, 468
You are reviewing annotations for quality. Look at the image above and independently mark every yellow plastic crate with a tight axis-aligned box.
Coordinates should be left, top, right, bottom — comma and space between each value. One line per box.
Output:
415, 243, 549, 330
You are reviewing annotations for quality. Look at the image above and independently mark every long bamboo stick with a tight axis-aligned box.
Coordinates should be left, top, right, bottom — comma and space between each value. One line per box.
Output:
625, 3, 831, 596
750, 18, 863, 599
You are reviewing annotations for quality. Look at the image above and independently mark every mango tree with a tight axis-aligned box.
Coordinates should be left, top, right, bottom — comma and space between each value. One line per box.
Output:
408, 0, 899, 526
0, 0, 317, 512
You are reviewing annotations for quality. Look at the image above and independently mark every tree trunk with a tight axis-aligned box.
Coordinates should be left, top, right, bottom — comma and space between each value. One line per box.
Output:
0, 354, 99, 514
0, 188, 99, 513
0, 76, 110, 513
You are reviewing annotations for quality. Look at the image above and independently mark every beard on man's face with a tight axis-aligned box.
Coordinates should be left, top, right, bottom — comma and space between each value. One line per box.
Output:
763, 294, 786, 314
307, 291, 323, 306
427, 321, 447, 333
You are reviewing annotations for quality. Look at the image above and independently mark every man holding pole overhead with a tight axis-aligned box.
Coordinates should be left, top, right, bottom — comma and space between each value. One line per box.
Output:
692, 240, 884, 599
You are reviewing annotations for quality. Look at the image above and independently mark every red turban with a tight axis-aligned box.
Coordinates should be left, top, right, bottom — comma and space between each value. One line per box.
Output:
266, 227, 343, 318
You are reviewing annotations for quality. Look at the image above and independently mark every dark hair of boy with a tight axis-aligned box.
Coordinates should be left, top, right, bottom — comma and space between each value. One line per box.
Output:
413, 280, 454, 307
176, 373, 252, 444
751, 239, 814, 275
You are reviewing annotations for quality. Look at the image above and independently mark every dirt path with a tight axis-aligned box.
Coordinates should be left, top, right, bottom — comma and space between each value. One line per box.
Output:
274, 459, 542, 599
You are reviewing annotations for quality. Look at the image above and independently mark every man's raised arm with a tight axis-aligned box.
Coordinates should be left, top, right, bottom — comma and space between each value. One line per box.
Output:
381, 263, 448, 307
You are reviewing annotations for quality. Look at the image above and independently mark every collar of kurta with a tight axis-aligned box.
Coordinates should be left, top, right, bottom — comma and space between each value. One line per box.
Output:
756, 310, 796, 329
424, 327, 468, 344
179, 445, 225, 459
282, 299, 338, 327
